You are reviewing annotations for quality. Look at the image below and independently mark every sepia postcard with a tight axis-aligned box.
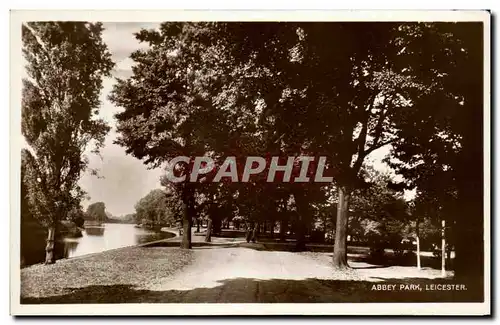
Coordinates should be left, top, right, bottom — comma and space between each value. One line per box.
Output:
10, 10, 491, 316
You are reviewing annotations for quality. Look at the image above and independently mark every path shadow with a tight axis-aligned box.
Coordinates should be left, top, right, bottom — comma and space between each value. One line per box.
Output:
21, 276, 483, 305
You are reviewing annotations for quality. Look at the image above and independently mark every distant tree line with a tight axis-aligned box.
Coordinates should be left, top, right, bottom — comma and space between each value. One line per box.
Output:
134, 189, 182, 228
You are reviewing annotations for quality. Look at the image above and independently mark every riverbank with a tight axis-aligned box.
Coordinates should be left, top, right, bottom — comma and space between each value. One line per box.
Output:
21, 246, 195, 301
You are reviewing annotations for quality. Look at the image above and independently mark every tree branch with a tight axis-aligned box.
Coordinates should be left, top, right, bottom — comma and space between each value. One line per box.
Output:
371, 107, 387, 148
374, 93, 396, 138
355, 119, 368, 163
351, 93, 377, 172
363, 138, 396, 157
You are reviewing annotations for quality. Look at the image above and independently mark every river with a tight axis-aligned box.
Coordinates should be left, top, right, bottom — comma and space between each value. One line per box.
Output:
63, 223, 176, 259
21, 223, 176, 266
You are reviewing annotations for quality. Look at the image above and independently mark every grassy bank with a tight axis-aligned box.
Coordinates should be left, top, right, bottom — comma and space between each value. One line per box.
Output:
21, 246, 194, 302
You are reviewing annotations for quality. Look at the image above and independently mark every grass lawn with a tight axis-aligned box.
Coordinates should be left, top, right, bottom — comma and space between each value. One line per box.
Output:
21, 246, 194, 301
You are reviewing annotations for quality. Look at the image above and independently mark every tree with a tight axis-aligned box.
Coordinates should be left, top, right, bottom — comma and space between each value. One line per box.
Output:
110, 23, 238, 249
387, 22, 484, 278
86, 202, 107, 224
349, 168, 411, 247
67, 206, 86, 228
110, 22, 480, 271
21, 22, 113, 263
226, 23, 426, 267
211, 23, 429, 266
194, 182, 236, 242
300, 24, 426, 268
135, 189, 181, 227
122, 213, 137, 224
111, 23, 330, 250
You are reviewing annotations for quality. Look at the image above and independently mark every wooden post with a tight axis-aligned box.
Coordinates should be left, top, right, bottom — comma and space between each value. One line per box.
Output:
416, 218, 421, 270
441, 219, 446, 277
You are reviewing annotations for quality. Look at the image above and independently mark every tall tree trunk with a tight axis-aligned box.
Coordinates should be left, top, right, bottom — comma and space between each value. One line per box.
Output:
180, 185, 193, 249
205, 218, 212, 242
453, 45, 483, 287
280, 217, 287, 242
416, 218, 421, 270
293, 192, 307, 251
333, 186, 350, 269
44, 223, 57, 264
196, 218, 200, 233
295, 216, 306, 251
250, 223, 257, 242
454, 186, 483, 280
213, 217, 222, 235
245, 222, 252, 242
323, 213, 328, 243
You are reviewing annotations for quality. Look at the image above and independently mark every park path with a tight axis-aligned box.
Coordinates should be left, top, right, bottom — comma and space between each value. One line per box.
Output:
140, 246, 454, 303
142, 246, 369, 302
21, 244, 457, 304
148, 247, 338, 291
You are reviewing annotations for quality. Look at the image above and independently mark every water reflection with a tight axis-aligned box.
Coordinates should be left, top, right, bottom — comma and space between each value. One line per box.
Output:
61, 240, 79, 259
22, 223, 175, 266
85, 227, 105, 236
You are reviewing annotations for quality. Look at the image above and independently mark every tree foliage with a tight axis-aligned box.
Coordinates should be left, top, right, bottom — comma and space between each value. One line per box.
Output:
85, 202, 107, 223
134, 189, 182, 227
21, 22, 114, 263
386, 23, 484, 277
21, 22, 113, 228
348, 168, 410, 244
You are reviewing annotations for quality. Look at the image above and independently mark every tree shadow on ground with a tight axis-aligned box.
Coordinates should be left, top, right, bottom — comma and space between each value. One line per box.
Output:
236, 241, 354, 253
234, 242, 447, 270
348, 252, 448, 270
21, 276, 483, 304
143, 241, 240, 248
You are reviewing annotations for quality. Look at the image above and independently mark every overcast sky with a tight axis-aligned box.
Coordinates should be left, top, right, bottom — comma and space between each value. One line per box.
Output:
79, 23, 163, 216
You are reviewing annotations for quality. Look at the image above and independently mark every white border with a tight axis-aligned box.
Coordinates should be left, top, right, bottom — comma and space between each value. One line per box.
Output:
10, 10, 491, 316
8, 10, 491, 22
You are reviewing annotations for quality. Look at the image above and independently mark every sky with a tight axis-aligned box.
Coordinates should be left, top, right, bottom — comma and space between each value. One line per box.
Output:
24, 22, 413, 217
79, 23, 163, 216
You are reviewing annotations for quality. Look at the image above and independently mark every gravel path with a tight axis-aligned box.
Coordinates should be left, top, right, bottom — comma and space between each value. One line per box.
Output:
148, 248, 363, 292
